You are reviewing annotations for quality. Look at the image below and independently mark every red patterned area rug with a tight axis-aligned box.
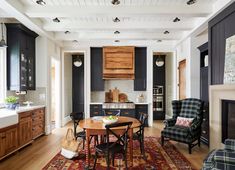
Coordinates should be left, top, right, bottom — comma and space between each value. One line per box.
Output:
43, 137, 195, 170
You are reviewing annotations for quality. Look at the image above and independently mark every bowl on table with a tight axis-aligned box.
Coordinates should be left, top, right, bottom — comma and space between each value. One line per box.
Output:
102, 116, 118, 125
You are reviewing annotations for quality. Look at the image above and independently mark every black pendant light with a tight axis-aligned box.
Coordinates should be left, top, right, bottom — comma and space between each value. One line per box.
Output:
0, 23, 7, 47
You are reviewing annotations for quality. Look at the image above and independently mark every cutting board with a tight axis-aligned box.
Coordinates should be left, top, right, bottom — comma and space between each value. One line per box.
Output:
112, 87, 119, 102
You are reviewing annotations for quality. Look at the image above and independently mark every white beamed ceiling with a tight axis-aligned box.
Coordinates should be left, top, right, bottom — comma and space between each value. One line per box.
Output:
0, 0, 219, 46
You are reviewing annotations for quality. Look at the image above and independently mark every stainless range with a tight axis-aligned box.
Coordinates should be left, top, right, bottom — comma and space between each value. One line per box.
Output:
102, 102, 135, 109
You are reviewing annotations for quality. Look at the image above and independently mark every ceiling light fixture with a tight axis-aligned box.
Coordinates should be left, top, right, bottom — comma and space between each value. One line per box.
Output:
187, 0, 196, 5
114, 31, 120, 34
73, 55, 82, 67
164, 30, 170, 34
53, 17, 60, 23
65, 31, 70, 34
113, 17, 120, 23
111, 0, 120, 5
173, 17, 181, 22
0, 23, 7, 47
114, 40, 120, 42
36, 0, 46, 5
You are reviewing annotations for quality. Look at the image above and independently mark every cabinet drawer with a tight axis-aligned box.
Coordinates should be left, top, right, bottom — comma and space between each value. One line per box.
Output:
120, 110, 135, 118
32, 125, 44, 138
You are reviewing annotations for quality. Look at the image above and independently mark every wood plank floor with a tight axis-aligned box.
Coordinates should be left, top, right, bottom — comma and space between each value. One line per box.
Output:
0, 121, 209, 170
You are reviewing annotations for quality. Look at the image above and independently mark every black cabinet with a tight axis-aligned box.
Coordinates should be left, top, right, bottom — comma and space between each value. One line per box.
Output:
73, 55, 84, 113
91, 47, 104, 91
134, 47, 147, 91
6, 24, 38, 91
198, 42, 209, 146
90, 104, 102, 117
135, 104, 148, 126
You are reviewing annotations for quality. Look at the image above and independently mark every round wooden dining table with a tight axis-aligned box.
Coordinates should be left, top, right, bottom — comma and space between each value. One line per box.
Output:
79, 116, 141, 169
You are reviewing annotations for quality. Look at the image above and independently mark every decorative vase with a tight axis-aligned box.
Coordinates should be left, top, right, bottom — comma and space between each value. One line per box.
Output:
5, 103, 18, 110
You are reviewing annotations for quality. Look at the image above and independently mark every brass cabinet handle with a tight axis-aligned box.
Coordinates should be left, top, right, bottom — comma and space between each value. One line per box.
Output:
203, 118, 206, 121
94, 112, 99, 115
123, 112, 129, 115
202, 130, 206, 134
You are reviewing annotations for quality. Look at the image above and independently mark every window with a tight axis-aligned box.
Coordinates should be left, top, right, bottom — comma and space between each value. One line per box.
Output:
0, 47, 6, 106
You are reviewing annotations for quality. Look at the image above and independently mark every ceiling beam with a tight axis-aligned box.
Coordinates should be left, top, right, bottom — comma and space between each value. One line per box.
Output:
44, 21, 193, 31
25, 5, 212, 18
0, 0, 61, 46
54, 32, 182, 41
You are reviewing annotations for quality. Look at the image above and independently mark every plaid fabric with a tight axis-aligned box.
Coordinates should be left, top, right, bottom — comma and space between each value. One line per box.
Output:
172, 100, 181, 119
202, 150, 217, 170
163, 118, 176, 127
162, 98, 203, 145
225, 139, 235, 151
179, 98, 202, 119
202, 140, 235, 170
161, 125, 200, 143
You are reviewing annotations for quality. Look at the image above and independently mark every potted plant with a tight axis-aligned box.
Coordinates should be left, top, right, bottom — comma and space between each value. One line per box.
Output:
5, 96, 19, 110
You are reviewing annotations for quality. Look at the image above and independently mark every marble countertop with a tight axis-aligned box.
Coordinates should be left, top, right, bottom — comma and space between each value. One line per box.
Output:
0, 105, 45, 129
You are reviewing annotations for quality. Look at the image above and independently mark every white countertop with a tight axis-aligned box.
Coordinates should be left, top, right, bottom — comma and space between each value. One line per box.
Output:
0, 105, 45, 129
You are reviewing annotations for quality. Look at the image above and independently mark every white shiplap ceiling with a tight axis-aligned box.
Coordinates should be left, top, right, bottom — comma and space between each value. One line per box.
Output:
0, 0, 219, 46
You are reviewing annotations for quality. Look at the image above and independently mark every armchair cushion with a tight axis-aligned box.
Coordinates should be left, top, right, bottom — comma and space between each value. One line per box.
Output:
225, 139, 235, 151
180, 99, 202, 118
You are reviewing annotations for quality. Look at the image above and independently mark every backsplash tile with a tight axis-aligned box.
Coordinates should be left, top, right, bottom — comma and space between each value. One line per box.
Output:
25, 87, 47, 105
91, 80, 147, 103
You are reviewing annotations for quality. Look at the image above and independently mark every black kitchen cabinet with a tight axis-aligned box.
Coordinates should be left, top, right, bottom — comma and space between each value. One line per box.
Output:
6, 24, 38, 91
134, 47, 147, 91
90, 104, 102, 117
135, 104, 148, 126
120, 109, 135, 118
91, 47, 104, 91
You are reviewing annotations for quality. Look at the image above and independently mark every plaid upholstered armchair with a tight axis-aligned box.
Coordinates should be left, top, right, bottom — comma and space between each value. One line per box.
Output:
202, 139, 235, 170
161, 98, 204, 154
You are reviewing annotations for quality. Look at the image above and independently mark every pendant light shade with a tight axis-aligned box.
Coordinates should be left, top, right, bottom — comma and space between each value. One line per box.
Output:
0, 23, 7, 47
73, 55, 82, 67
155, 55, 164, 67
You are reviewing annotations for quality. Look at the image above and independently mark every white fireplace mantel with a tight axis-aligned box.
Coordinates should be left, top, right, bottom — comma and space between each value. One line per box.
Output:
209, 84, 235, 150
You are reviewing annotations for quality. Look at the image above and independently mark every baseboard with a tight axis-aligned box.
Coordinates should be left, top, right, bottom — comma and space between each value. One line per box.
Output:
62, 115, 71, 126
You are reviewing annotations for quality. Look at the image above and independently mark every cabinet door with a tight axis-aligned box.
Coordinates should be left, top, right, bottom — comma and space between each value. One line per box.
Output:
5, 126, 18, 154
27, 35, 36, 90
134, 47, 147, 91
19, 117, 32, 146
91, 48, 104, 91
90, 105, 102, 117
0, 132, 6, 157
121, 109, 135, 118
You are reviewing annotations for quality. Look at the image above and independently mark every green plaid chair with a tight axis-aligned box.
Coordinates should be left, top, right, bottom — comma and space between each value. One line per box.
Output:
161, 98, 204, 154
202, 139, 235, 170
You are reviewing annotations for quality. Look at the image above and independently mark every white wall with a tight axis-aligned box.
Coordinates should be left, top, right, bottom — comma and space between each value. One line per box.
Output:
63, 53, 73, 120
176, 32, 208, 99
165, 52, 176, 117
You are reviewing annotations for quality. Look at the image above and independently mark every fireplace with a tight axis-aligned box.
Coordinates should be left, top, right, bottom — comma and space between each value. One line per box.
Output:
222, 100, 235, 143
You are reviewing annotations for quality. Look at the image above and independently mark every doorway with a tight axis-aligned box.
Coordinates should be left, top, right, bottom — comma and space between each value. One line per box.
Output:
179, 59, 186, 100
51, 58, 61, 130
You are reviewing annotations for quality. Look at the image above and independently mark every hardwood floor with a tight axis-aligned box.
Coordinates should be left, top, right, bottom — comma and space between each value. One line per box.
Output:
0, 121, 209, 170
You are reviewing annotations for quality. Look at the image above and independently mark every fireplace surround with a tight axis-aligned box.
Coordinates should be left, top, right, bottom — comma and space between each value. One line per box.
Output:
209, 84, 235, 150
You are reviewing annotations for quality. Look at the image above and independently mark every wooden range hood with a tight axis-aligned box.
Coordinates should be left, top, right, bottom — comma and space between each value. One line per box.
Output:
103, 46, 135, 79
